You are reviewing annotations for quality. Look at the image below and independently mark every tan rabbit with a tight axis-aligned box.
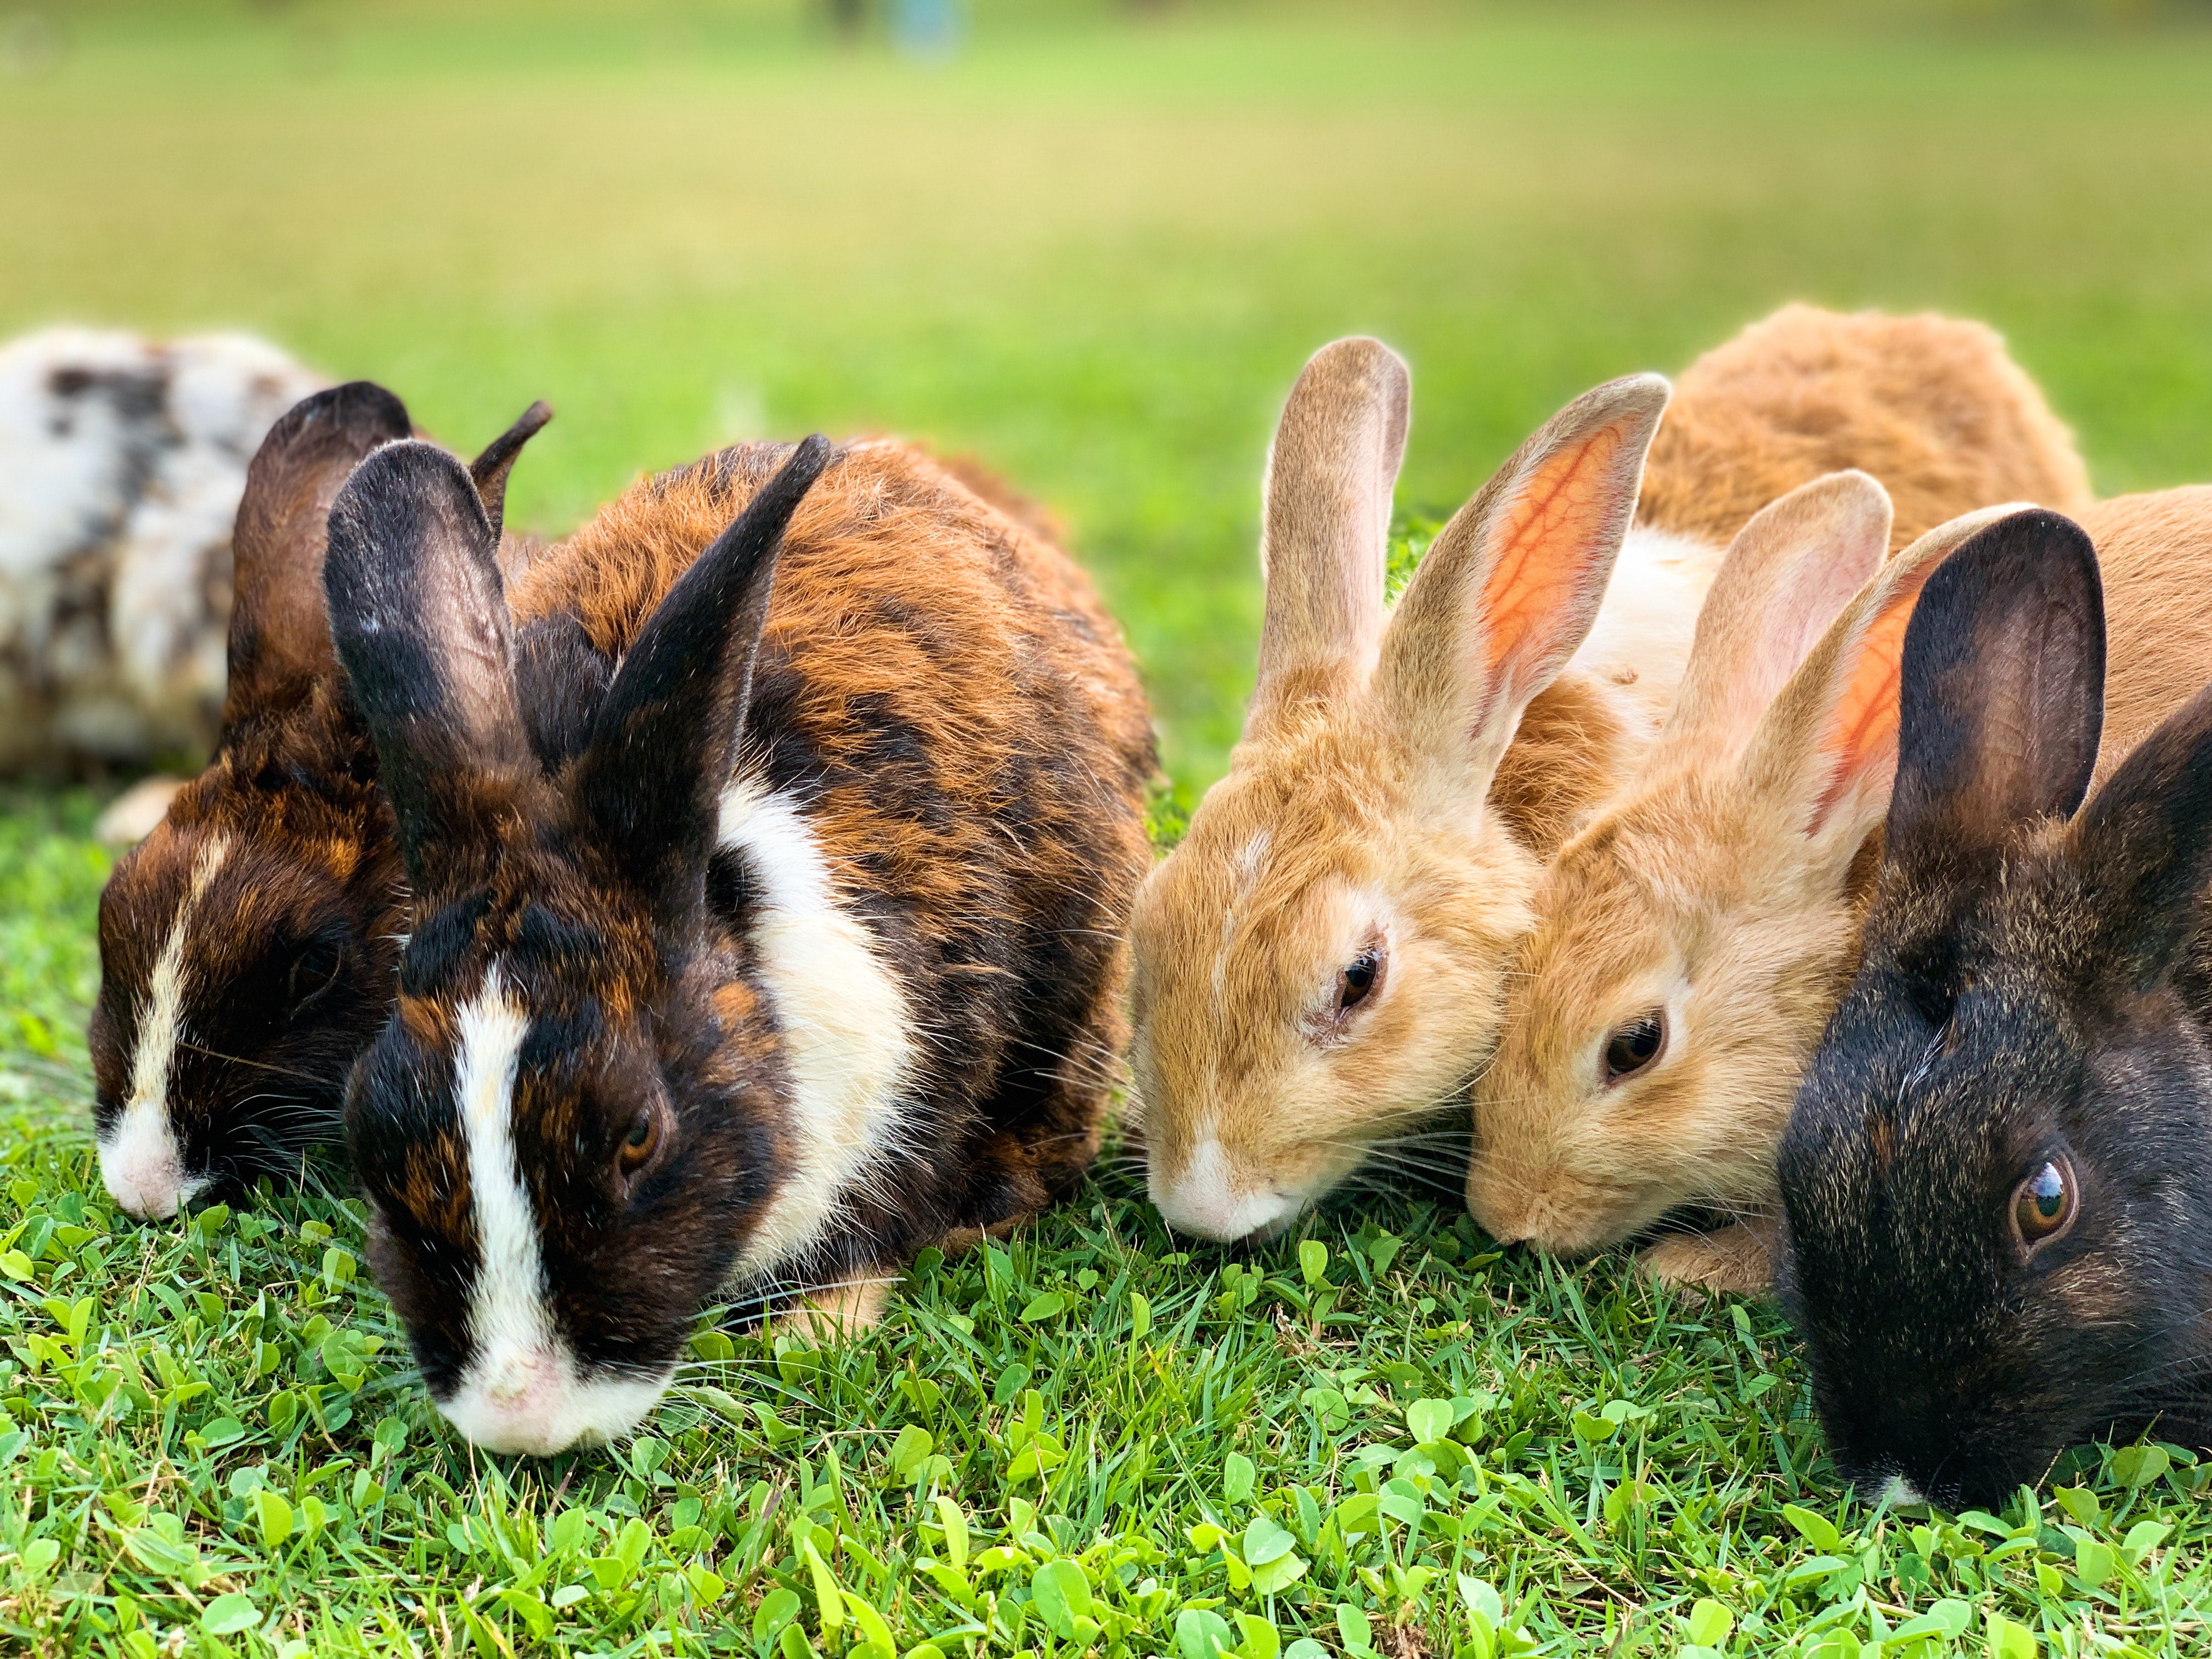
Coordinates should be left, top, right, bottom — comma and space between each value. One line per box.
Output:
1466, 482, 2212, 1295
1133, 309, 2092, 1246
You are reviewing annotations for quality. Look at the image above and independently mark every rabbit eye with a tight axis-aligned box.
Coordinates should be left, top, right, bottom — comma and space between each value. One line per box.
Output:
287, 939, 343, 1008
1339, 948, 1383, 1012
2011, 1158, 2077, 1252
1602, 1011, 1665, 1083
617, 1108, 662, 1178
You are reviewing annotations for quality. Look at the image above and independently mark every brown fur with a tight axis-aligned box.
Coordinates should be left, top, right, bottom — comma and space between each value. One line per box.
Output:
358, 435, 1153, 1405
1639, 303, 2092, 554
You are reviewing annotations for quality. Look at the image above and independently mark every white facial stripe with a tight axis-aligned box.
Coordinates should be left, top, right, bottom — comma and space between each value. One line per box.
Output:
718, 778, 915, 1278
454, 970, 544, 1365
436, 968, 674, 1457
100, 833, 230, 1220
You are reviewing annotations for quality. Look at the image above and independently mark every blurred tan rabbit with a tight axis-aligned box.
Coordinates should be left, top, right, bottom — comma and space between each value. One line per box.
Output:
1131, 306, 2093, 1245
1466, 481, 2212, 1295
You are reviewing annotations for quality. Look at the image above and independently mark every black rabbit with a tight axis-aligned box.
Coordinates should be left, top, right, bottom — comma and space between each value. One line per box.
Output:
1777, 506, 2212, 1509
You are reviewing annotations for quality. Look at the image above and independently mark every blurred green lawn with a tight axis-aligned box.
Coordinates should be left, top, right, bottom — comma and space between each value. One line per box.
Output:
9, 6, 2212, 1656
11, 2, 2212, 791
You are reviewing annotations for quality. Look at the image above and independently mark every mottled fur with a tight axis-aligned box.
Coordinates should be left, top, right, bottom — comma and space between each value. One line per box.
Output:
1470, 489, 2212, 1295
336, 435, 1152, 1451
89, 386, 552, 1218
1778, 513, 2212, 1508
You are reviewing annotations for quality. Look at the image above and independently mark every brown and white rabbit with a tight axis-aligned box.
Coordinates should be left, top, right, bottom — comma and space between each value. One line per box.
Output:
90, 383, 551, 1221
0, 325, 323, 783
1777, 510, 2212, 1509
324, 435, 1153, 1456
1468, 484, 2212, 1294
1131, 308, 2089, 1245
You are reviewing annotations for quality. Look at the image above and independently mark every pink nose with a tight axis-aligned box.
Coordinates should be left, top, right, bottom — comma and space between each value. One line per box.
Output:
102, 1148, 184, 1220
446, 1348, 574, 1455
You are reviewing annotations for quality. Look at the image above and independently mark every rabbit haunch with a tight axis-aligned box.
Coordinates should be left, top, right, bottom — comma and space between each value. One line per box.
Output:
89, 383, 552, 1222
333, 437, 1152, 1455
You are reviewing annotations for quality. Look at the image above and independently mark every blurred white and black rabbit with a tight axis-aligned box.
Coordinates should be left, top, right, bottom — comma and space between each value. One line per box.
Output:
0, 326, 322, 829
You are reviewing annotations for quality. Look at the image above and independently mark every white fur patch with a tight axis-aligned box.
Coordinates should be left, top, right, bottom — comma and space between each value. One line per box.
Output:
99, 832, 229, 1220
436, 970, 673, 1455
1566, 523, 1719, 729
1150, 1134, 1300, 1243
717, 778, 916, 1278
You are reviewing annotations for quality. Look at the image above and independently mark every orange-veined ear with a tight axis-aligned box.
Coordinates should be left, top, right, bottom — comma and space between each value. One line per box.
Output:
1250, 337, 1410, 728
1740, 504, 2029, 857
1650, 471, 1891, 772
1370, 372, 1669, 800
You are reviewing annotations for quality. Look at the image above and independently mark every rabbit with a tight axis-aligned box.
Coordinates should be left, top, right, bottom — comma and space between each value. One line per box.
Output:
90, 382, 552, 1222
0, 325, 324, 777
323, 432, 1154, 1456
1465, 484, 2212, 1296
1775, 506, 2212, 1510
1130, 307, 2090, 1246
1638, 303, 2091, 556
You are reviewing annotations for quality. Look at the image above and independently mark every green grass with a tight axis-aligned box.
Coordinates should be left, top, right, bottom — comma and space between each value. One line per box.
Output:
10, 3, 2212, 1654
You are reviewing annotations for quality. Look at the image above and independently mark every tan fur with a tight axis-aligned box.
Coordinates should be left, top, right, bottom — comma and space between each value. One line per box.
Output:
1136, 311, 2095, 1242
1132, 349, 1669, 1240
1639, 303, 2091, 554
1469, 488, 2212, 1294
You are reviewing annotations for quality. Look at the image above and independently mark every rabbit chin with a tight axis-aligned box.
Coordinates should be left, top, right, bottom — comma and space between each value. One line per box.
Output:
436, 1342, 671, 1458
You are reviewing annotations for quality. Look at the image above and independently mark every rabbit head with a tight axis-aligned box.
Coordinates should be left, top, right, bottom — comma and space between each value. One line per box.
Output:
326, 435, 828, 1455
1775, 509, 2212, 1508
89, 383, 417, 1219
88, 388, 553, 1222
1465, 479, 2015, 1285
1130, 338, 1668, 1242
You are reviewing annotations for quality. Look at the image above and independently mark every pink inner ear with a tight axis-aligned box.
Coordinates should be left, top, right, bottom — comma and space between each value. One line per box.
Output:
1475, 421, 1632, 715
1808, 565, 1934, 834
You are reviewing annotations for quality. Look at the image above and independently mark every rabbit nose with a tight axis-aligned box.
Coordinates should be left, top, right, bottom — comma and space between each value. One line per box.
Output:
484, 1347, 555, 1408
1150, 1137, 1300, 1242
99, 1108, 192, 1220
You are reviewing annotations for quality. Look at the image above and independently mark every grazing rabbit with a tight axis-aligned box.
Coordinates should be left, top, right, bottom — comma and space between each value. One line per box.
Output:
1776, 506, 2212, 1509
1465, 485, 2212, 1295
324, 434, 1153, 1456
0, 325, 323, 781
1132, 307, 2090, 1245
91, 383, 551, 1221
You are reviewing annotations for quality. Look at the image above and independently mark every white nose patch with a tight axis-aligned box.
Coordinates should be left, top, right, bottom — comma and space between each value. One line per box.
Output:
437, 967, 673, 1457
98, 832, 229, 1221
1150, 1136, 1302, 1243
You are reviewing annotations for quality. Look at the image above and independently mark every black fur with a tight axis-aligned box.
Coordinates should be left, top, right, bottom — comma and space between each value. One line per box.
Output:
1778, 511, 2212, 1509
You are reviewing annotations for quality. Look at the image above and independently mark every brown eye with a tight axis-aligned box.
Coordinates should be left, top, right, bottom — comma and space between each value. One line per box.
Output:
287, 938, 342, 1008
1603, 1011, 1665, 1083
2011, 1158, 2077, 1252
1339, 949, 1382, 1012
617, 1109, 661, 1177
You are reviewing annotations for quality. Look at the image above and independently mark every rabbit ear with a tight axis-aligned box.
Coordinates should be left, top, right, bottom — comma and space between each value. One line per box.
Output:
469, 399, 553, 545
573, 436, 832, 926
1884, 508, 2106, 881
2067, 682, 2212, 985
1653, 472, 1891, 769
222, 381, 413, 726
1370, 373, 1668, 799
1735, 506, 2018, 862
1250, 337, 1410, 724
324, 440, 534, 883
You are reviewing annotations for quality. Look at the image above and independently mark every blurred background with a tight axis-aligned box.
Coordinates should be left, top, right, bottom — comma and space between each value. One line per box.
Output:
6, 0, 2212, 797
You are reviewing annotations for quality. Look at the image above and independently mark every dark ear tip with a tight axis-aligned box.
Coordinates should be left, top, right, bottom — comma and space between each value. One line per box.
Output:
1950, 506, 2101, 585
328, 439, 494, 567
267, 381, 413, 454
